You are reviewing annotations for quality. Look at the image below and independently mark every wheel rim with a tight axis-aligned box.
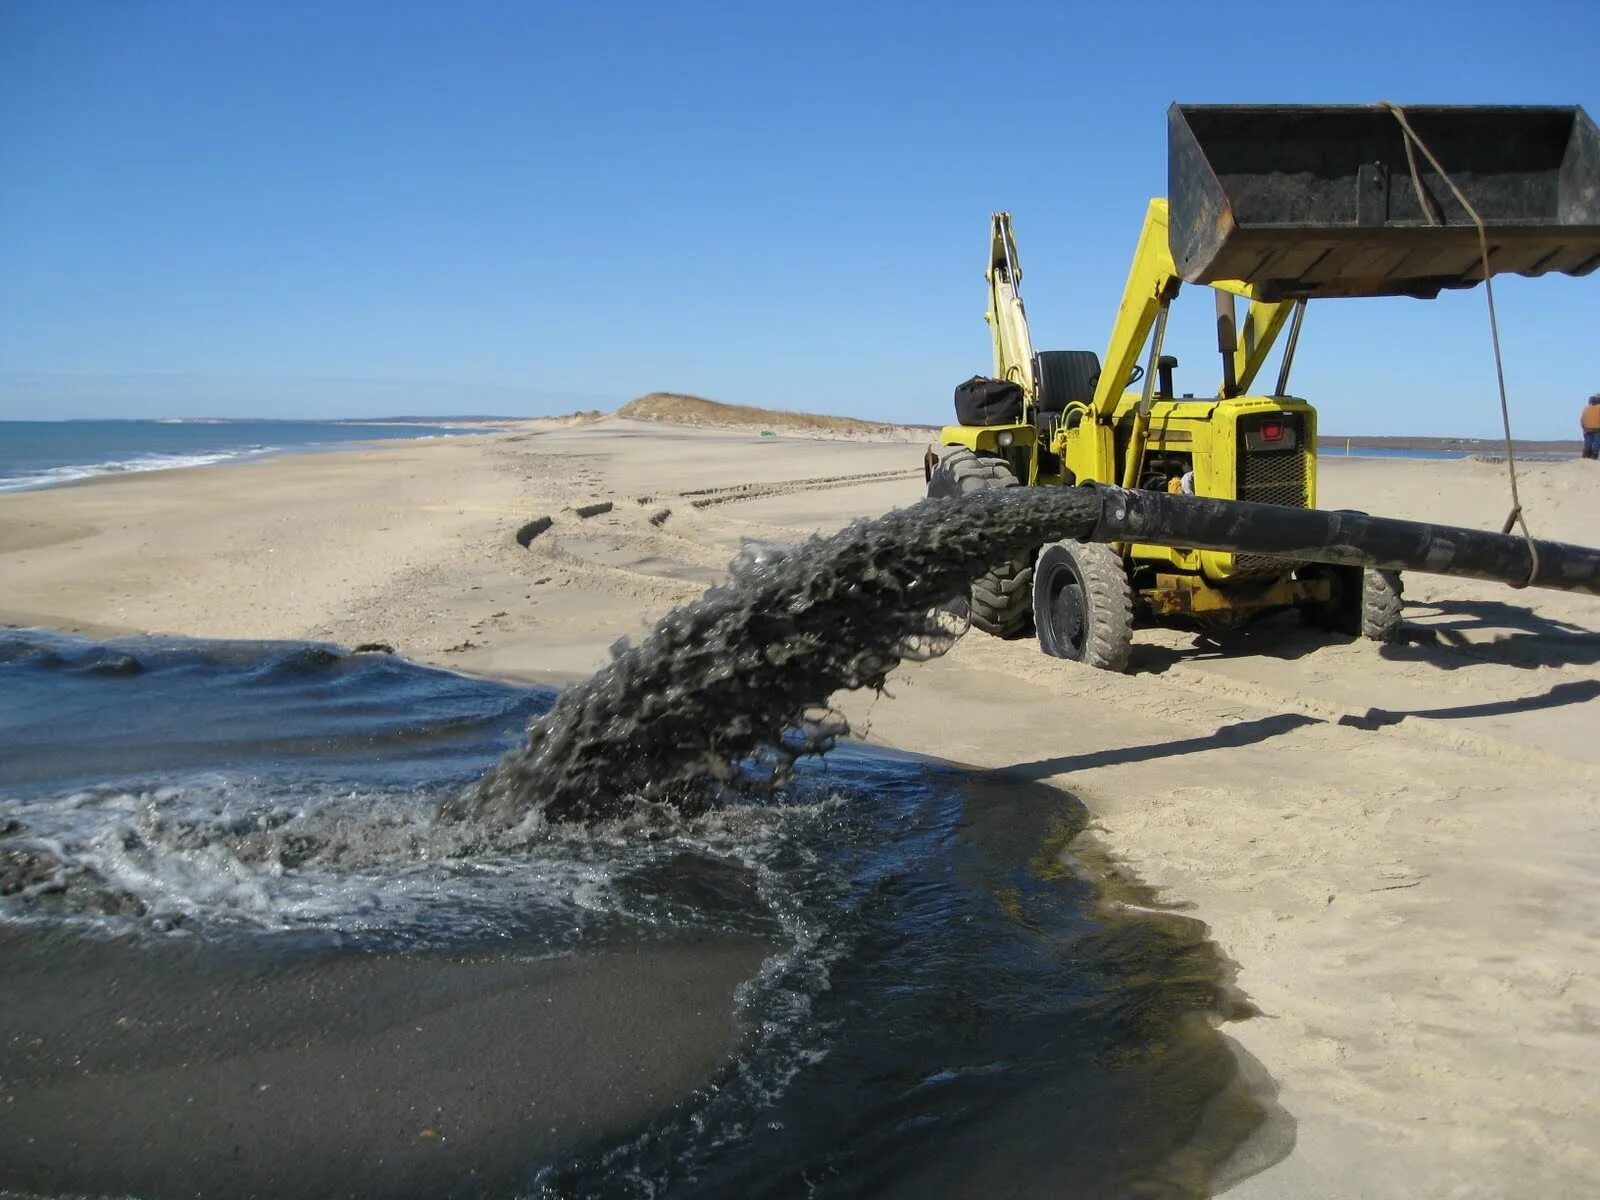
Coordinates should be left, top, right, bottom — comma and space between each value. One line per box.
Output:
1044, 565, 1089, 659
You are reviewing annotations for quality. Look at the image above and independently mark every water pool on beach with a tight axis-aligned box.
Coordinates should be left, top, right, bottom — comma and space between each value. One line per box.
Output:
0, 630, 1260, 1199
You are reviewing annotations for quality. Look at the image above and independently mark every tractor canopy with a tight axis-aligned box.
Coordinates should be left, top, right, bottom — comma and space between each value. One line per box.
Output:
1168, 103, 1600, 300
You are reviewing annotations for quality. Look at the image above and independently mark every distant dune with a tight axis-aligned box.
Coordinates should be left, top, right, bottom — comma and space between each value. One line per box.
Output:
614, 396, 1579, 455
617, 393, 926, 439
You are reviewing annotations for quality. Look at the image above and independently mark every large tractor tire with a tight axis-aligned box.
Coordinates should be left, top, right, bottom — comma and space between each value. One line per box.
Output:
1032, 539, 1135, 672
1360, 569, 1404, 642
926, 447, 1034, 637
1300, 564, 1404, 642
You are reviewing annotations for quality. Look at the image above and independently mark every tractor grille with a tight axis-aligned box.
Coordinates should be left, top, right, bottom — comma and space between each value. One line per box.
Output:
1233, 449, 1309, 576
1237, 448, 1308, 507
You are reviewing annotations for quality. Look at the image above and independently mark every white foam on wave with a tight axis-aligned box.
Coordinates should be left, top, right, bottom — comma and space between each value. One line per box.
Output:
0, 772, 850, 950
0, 447, 275, 493
0, 775, 628, 941
5, 770, 869, 1177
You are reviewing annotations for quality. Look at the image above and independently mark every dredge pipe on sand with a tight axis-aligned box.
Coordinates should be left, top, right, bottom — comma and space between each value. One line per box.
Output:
1089, 485, 1600, 596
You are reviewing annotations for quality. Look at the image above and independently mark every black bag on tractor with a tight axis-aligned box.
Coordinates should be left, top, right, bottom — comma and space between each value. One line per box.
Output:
954, 376, 1024, 426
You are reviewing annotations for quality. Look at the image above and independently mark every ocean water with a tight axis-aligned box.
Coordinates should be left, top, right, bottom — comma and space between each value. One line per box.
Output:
0, 418, 500, 492
0, 631, 1263, 1199
1322, 445, 1573, 461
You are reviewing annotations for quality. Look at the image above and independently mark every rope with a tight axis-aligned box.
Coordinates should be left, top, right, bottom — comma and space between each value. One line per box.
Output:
1380, 101, 1540, 588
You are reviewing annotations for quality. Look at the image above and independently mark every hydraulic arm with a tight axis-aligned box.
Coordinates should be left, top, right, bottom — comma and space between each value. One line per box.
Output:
1068, 199, 1299, 490
985, 214, 1037, 403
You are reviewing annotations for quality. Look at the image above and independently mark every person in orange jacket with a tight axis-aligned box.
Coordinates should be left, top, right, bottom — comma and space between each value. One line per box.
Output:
1584, 393, 1600, 460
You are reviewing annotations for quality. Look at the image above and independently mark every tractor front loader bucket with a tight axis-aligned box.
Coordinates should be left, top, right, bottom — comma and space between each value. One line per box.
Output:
1168, 103, 1600, 300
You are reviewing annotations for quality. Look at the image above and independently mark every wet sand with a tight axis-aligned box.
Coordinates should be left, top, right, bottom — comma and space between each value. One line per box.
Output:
0, 927, 772, 1199
3, 416, 1599, 1196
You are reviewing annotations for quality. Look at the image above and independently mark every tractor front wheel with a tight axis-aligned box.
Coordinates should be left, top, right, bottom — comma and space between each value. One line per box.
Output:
1033, 539, 1134, 671
1360, 569, 1404, 642
1300, 564, 1404, 642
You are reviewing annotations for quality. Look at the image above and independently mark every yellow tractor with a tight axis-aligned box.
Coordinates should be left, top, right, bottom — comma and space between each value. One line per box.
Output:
928, 103, 1600, 670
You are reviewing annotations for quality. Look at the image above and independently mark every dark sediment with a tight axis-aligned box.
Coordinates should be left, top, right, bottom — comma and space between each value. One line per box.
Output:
0, 927, 770, 1200
0, 627, 1273, 1198
453, 487, 1102, 827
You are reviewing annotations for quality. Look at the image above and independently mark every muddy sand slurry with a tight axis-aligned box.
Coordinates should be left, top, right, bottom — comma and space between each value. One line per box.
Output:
460, 486, 1106, 826
1, 629, 1268, 1199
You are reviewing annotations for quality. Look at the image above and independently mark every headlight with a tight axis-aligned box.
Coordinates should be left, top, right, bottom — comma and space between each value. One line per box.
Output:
996, 431, 1015, 448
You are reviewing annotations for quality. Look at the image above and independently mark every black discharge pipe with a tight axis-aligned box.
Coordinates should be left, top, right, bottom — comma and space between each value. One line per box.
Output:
458, 484, 1600, 830
1089, 485, 1600, 596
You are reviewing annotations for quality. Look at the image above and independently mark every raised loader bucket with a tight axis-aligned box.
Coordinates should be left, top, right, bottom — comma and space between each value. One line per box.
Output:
1168, 103, 1600, 300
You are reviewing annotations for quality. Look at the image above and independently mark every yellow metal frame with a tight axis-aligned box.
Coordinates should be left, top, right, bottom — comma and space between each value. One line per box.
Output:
986, 215, 1037, 401
937, 199, 1324, 615
1145, 572, 1330, 618
1067, 199, 1298, 486
937, 423, 1035, 454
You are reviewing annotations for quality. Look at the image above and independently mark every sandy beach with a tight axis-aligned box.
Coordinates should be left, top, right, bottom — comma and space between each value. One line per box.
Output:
3, 415, 1598, 1198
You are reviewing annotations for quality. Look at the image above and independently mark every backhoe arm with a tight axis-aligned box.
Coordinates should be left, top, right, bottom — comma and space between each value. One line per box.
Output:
1095, 199, 1300, 410
986, 213, 1037, 401
1088, 200, 1302, 490
1225, 297, 1298, 396
1093, 200, 1181, 417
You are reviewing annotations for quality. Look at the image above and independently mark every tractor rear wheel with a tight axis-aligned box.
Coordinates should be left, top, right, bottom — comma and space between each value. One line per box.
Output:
1033, 539, 1134, 671
926, 447, 1033, 637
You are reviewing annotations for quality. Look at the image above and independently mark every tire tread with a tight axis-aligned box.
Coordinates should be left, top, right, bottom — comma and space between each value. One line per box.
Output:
927, 447, 1033, 637
1034, 539, 1135, 671
1361, 569, 1404, 642
1073, 542, 1136, 671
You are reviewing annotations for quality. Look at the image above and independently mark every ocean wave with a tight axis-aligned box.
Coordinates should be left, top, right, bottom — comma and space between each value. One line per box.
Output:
0, 447, 274, 492
0, 766, 837, 945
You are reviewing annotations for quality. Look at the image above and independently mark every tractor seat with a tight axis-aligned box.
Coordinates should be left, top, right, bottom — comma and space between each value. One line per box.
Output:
1033, 349, 1101, 437
1034, 350, 1101, 408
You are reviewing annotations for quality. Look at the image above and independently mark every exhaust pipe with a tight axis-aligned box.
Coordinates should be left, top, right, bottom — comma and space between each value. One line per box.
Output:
1089, 485, 1600, 596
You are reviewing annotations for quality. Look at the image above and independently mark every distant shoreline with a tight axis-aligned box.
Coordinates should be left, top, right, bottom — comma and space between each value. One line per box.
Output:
0, 417, 517, 495
1318, 434, 1578, 456
6, 414, 1586, 458
138, 418, 523, 428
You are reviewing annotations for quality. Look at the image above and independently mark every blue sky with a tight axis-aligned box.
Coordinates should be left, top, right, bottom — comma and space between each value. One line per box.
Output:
2, 0, 1597, 437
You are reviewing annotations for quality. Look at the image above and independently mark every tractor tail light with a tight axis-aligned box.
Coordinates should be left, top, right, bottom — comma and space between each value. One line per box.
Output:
1242, 414, 1299, 453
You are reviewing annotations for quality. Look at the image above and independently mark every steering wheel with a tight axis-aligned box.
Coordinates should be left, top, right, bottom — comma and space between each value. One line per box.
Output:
1088, 364, 1146, 393
1126, 364, 1145, 386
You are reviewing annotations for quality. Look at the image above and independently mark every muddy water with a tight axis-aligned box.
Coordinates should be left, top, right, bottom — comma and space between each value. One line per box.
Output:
0, 628, 1262, 1198
461, 487, 1101, 827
